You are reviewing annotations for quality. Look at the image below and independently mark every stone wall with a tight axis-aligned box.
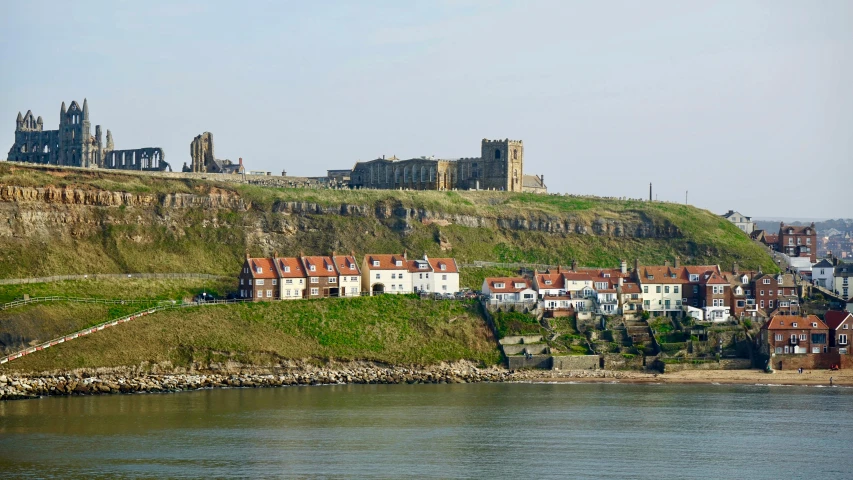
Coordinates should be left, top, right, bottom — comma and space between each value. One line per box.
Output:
552, 355, 599, 370
506, 354, 552, 370
660, 358, 752, 372
603, 353, 645, 370
769, 353, 853, 371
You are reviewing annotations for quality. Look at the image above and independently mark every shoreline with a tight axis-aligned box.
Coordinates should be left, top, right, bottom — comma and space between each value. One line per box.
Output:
2, 362, 851, 400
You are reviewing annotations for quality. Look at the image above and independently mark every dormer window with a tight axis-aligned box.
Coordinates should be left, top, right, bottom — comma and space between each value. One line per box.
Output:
648, 275, 654, 280
812, 323, 817, 327
350, 264, 355, 270
545, 280, 552, 285
284, 266, 290, 273
420, 264, 428, 269
256, 267, 262, 274
788, 229, 793, 234
514, 283, 526, 289
780, 321, 784, 326
395, 261, 402, 267
310, 265, 316, 272
327, 265, 333, 272
603, 273, 610, 278
763, 279, 770, 284
793, 322, 798, 328
373, 260, 380, 267
495, 282, 505, 289
690, 274, 699, 282
440, 265, 446, 271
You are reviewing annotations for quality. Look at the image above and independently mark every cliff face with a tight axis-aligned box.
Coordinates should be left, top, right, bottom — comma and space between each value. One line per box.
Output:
0, 177, 775, 278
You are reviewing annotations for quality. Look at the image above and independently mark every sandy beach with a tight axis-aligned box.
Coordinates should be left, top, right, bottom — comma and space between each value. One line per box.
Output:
537, 368, 853, 386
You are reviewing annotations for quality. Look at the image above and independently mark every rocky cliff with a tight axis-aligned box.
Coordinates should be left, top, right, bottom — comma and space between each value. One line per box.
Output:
0, 164, 776, 279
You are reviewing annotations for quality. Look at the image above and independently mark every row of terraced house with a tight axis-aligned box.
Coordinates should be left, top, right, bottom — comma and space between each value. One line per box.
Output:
483, 258, 806, 322
238, 252, 459, 300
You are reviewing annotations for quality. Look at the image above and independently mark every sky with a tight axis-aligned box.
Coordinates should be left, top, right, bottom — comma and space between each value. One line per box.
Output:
1, 0, 850, 218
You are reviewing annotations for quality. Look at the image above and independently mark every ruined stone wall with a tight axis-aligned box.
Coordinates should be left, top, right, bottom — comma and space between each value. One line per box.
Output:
190, 132, 215, 173
103, 148, 168, 171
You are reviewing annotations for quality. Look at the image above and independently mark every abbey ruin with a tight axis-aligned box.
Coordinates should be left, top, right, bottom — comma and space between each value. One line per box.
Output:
7, 99, 169, 171
184, 132, 244, 174
349, 139, 546, 193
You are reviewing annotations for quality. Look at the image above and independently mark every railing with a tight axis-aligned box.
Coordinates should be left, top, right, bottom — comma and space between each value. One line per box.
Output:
0, 298, 253, 365
0, 272, 229, 286
1, 296, 169, 311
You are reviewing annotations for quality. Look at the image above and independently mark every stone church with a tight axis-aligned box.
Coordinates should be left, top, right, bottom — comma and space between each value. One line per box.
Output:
7, 99, 169, 171
348, 138, 545, 193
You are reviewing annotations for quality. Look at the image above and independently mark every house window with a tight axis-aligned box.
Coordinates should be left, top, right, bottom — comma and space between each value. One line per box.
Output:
398, 285, 403, 291
760, 290, 764, 296
844, 325, 849, 330
329, 277, 337, 283
792, 323, 797, 328
257, 290, 263, 298
395, 261, 402, 267
665, 286, 670, 294
256, 267, 262, 274
674, 286, 679, 294
310, 288, 319, 295
350, 264, 356, 270
248, 279, 252, 285
266, 290, 272, 298
285, 289, 291, 296
286, 279, 293, 284
442, 275, 447, 280
760, 300, 764, 308
240, 278, 244, 285
840, 334, 848, 345
784, 346, 790, 354
310, 265, 316, 272
256, 279, 264, 286
763, 279, 770, 284
656, 286, 661, 293
391, 273, 396, 279
272, 279, 277, 286
373, 261, 380, 267
311, 277, 318, 283
643, 286, 648, 294
769, 300, 773, 308
693, 285, 698, 294
799, 334, 806, 341
351, 287, 359, 294
775, 334, 783, 341
376, 274, 380, 279
284, 266, 290, 272
775, 347, 782, 354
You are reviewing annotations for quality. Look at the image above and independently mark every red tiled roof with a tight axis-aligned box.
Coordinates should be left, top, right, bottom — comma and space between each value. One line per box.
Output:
535, 272, 563, 288
248, 258, 277, 279
302, 256, 338, 277
761, 315, 827, 330
824, 311, 853, 330
333, 255, 361, 275
364, 254, 408, 270
562, 273, 593, 282
485, 277, 533, 293
276, 257, 306, 278
703, 272, 728, 285
639, 266, 687, 284
620, 282, 641, 294
428, 257, 458, 274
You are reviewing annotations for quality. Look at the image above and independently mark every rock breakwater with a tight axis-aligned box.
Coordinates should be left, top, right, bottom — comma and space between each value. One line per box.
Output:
0, 361, 636, 401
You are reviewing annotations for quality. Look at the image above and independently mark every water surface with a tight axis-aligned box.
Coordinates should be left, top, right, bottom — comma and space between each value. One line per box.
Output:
1, 382, 852, 479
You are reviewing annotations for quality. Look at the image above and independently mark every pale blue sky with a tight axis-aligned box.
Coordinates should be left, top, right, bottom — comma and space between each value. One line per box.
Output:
2, 1, 850, 218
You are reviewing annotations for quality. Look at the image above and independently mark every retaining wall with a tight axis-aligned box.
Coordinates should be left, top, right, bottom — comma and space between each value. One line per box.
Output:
552, 355, 599, 370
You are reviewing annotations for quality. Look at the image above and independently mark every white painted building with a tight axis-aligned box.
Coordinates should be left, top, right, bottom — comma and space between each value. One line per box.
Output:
812, 258, 835, 289
333, 254, 362, 297
721, 210, 755, 235
361, 253, 411, 295
482, 277, 537, 303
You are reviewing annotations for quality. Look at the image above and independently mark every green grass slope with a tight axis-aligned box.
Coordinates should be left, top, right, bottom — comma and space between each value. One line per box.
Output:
0, 296, 501, 373
0, 163, 778, 279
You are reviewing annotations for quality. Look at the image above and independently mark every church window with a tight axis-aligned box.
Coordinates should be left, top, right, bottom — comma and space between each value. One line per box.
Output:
430, 167, 435, 182
421, 166, 426, 183
513, 149, 518, 160
495, 149, 501, 159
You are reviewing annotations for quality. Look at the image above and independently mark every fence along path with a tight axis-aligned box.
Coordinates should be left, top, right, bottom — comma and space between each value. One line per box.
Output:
1, 296, 169, 312
0, 298, 251, 365
0, 273, 229, 286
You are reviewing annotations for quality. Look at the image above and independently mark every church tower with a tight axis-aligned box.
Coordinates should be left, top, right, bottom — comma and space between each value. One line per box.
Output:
480, 139, 523, 192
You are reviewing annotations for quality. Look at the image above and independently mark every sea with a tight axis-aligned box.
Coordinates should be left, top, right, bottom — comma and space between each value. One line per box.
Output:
1, 382, 852, 479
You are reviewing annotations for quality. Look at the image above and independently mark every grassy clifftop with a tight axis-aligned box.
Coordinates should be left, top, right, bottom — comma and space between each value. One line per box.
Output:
0, 296, 501, 373
0, 163, 778, 279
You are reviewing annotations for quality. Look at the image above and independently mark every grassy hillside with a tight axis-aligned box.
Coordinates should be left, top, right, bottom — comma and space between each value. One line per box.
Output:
0, 296, 501, 373
0, 163, 778, 280
0, 277, 233, 304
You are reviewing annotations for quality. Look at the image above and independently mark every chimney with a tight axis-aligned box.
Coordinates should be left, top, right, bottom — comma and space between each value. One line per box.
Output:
758, 265, 763, 274
246, 252, 250, 260
403, 250, 408, 260
620, 259, 627, 274
557, 265, 561, 274
664, 260, 670, 267
674, 256, 680, 268
618, 277, 624, 287
239, 157, 243, 166
733, 262, 739, 275
273, 250, 279, 259
571, 259, 577, 271
649, 183, 652, 201
332, 250, 337, 258
634, 258, 640, 273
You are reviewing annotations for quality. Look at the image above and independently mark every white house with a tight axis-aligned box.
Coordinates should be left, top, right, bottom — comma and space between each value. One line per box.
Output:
561, 272, 594, 293
361, 253, 411, 295
533, 270, 565, 298
333, 254, 362, 297
275, 256, 306, 299
482, 277, 537, 304
425, 256, 459, 294
812, 258, 835, 289
637, 265, 685, 316
409, 258, 433, 293
721, 210, 755, 235
834, 262, 852, 301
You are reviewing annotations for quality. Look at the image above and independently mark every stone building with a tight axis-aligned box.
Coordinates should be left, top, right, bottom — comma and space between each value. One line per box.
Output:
349, 138, 541, 193
7, 99, 169, 171
185, 132, 244, 174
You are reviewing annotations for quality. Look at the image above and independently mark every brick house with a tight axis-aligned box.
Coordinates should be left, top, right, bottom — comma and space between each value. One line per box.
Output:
275, 256, 307, 299
759, 315, 829, 356
824, 310, 853, 354
301, 255, 339, 298
333, 254, 361, 297
239, 255, 279, 301
777, 222, 817, 263
753, 273, 799, 315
